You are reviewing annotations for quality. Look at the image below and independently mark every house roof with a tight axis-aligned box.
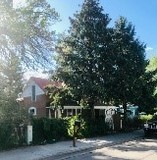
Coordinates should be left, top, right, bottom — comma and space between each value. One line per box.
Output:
30, 77, 61, 91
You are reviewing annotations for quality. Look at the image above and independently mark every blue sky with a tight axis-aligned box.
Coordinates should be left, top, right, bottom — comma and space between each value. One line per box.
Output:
49, 0, 157, 59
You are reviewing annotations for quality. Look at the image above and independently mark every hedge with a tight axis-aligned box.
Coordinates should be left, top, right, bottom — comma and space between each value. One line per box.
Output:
31, 116, 110, 144
0, 119, 26, 150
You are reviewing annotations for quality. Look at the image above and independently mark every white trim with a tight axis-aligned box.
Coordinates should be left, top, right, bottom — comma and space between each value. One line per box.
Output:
64, 106, 83, 109
94, 106, 117, 109
28, 107, 37, 116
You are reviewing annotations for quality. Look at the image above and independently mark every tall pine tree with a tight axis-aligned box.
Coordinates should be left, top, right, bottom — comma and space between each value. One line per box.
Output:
55, 0, 112, 118
0, 54, 25, 122
107, 17, 146, 122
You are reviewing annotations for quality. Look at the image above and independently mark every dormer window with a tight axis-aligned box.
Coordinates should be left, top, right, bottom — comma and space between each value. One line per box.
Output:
32, 85, 36, 101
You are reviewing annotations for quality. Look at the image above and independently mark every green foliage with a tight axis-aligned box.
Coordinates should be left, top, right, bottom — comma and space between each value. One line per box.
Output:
0, 53, 28, 150
0, 119, 27, 150
139, 114, 153, 123
65, 116, 77, 137
55, 0, 111, 108
54, 1, 148, 115
0, 54, 27, 122
0, 0, 59, 68
46, 84, 77, 110
106, 17, 146, 118
125, 117, 141, 129
147, 56, 157, 73
0, 121, 15, 150
136, 57, 157, 114
146, 56, 157, 96
32, 115, 110, 145
32, 118, 69, 144
81, 118, 109, 137
0, 54, 23, 97
65, 115, 109, 138
136, 65, 157, 113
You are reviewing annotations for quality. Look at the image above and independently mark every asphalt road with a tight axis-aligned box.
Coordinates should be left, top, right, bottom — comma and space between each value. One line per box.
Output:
56, 138, 157, 160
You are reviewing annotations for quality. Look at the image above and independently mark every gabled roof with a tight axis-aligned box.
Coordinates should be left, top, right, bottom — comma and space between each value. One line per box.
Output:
30, 77, 61, 91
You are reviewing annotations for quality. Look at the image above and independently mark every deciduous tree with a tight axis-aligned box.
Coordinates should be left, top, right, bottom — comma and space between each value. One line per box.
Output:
0, 0, 59, 68
136, 56, 157, 113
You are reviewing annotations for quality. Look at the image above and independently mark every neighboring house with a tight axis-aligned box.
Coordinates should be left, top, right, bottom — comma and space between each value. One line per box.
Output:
18, 77, 82, 118
127, 105, 139, 119
18, 77, 59, 118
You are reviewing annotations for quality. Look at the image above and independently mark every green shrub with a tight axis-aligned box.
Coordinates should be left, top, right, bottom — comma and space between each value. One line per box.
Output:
64, 116, 78, 137
139, 114, 153, 123
125, 117, 141, 129
65, 115, 109, 138
32, 115, 110, 145
32, 118, 69, 144
0, 119, 26, 150
0, 122, 14, 150
0, 115, 110, 149
83, 118, 109, 137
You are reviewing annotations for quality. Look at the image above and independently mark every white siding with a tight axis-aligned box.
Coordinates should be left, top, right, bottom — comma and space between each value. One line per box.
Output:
22, 79, 45, 98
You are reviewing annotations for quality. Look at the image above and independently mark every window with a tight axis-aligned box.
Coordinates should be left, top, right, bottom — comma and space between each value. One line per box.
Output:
28, 107, 37, 116
32, 85, 36, 101
67, 109, 72, 116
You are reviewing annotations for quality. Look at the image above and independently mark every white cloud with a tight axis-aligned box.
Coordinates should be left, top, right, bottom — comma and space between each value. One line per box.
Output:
24, 70, 49, 80
146, 47, 154, 51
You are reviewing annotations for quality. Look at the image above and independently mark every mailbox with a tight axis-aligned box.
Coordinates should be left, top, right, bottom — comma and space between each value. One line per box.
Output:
73, 120, 81, 147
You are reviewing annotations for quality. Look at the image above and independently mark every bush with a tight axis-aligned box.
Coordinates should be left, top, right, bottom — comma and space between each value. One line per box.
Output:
32, 118, 69, 144
125, 117, 141, 129
82, 118, 109, 137
32, 115, 110, 145
139, 114, 153, 123
65, 115, 109, 138
0, 119, 26, 150
64, 116, 78, 137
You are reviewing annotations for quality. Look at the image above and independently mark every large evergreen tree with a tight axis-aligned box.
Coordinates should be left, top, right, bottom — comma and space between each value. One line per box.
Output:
0, 54, 25, 122
107, 17, 146, 121
55, 0, 112, 114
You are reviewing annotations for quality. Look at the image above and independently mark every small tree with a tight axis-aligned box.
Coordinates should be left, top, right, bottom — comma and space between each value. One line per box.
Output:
46, 84, 76, 118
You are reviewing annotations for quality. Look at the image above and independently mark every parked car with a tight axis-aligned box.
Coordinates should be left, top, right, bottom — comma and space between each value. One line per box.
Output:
144, 115, 157, 137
